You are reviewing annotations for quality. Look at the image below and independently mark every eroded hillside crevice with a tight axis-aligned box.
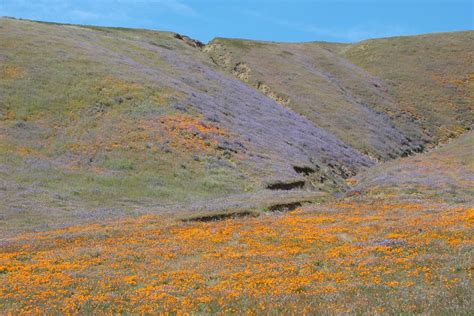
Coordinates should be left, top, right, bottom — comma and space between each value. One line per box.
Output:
266, 180, 305, 190
232, 62, 251, 81
204, 41, 292, 107
293, 165, 316, 176
174, 33, 204, 48
267, 202, 302, 212
183, 211, 254, 222
256, 81, 291, 105
231, 62, 291, 106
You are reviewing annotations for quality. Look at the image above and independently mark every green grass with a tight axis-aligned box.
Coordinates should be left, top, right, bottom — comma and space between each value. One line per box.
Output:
0, 18, 255, 237
342, 31, 474, 143
206, 35, 431, 161
353, 131, 474, 203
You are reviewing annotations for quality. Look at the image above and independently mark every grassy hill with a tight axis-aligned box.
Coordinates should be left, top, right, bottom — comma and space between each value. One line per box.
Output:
352, 131, 474, 203
2, 120, 473, 314
1, 18, 375, 234
205, 38, 425, 161
0, 17, 473, 314
1, 136, 473, 313
205, 31, 473, 158
342, 32, 473, 143
1, 17, 473, 233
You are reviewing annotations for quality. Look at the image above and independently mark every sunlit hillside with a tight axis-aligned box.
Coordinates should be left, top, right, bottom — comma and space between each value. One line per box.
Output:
0, 17, 473, 314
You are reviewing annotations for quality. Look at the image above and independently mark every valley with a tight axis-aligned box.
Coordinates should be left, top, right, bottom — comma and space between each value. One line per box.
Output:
0, 17, 472, 314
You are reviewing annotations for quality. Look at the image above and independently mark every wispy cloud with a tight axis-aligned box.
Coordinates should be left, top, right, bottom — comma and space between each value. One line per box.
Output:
1, 0, 198, 22
158, 0, 197, 17
304, 23, 406, 42
115, 0, 198, 16
70, 9, 100, 20
242, 9, 406, 42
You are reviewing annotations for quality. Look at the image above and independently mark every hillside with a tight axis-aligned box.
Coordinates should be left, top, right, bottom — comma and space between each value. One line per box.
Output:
205, 32, 473, 158
205, 39, 426, 161
1, 18, 473, 233
0, 18, 372, 230
2, 202, 472, 314
353, 131, 474, 203
2, 117, 473, 314
342, 32, 473, 143
1, 135, 473, 313
0, 17, 473, 314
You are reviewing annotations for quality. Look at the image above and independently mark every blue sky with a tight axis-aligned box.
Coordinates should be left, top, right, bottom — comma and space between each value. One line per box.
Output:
1, 0, 472, 43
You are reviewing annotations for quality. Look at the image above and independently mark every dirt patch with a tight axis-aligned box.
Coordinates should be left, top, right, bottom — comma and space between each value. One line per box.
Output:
230, 62, 291, 106
174, 33, 204, 49
232, 62, 251, 81
256, 81, 290, 105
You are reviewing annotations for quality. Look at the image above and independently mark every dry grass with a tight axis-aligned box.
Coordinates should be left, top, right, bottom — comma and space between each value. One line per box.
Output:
343, 31, 474, 143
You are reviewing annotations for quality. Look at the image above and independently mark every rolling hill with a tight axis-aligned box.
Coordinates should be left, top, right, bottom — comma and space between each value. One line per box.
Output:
0, 17, 473, 234
0, 18, 371, 206
205, 31, 473, 159
0, 17, 473, 314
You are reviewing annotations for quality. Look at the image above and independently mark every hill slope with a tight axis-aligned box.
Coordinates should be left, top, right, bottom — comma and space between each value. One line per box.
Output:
342, 32, 473, 143
205, 39, 425, 161
205, 31, 473, 158
352, 131, 474, 203
0, 18, 472, 235
0, 18, 371, 210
